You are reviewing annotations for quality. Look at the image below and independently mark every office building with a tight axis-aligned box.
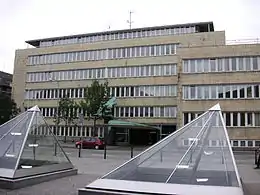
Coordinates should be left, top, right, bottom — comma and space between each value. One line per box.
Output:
12, 21, 260, 146
0, 71, 12, 96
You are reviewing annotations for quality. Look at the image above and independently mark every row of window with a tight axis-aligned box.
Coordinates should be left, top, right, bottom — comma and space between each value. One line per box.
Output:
28, 44, 177, 65
36, 106, 177, 118
114, 106, 177, 118
111, 85, 177, 98
29, 125, 260, 148
183, 84, 260, 100
31, 125, 105, 138
107, 64, 177, 78
182, 139, 260, 148
26, 64, 177, 82
25, 84, 260, 100
39, 26, 196, 47
183, 56, 260, 73
183, 112, 260, 127
25, 85, 177, 100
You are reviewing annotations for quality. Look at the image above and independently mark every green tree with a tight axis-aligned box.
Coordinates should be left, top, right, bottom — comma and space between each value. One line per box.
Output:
0, 93, 20, 125
80, 80, 110, 136
56, 95, 78, 143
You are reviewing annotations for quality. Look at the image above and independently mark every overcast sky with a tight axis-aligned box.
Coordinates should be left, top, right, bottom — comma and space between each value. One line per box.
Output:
0, 0, 259, 74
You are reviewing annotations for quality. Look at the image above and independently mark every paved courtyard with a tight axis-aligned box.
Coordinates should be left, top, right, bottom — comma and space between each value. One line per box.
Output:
0, 146, 258, 195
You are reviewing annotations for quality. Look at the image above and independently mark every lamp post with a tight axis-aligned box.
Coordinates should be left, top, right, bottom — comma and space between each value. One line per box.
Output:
49, 73, 60, 156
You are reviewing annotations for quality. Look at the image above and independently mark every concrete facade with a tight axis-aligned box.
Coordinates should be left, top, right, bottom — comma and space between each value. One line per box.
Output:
12, 22, 260, 146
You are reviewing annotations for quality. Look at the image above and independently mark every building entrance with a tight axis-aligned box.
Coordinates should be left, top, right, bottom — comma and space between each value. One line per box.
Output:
106, 120, 161, 146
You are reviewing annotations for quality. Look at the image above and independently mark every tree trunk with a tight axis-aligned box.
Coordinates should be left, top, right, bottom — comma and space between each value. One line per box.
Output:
93, 117, 97, 137
64, 121, 68, 143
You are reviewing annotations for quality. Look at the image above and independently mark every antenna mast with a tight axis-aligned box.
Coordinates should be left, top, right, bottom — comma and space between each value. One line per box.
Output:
127, 11, 134, 29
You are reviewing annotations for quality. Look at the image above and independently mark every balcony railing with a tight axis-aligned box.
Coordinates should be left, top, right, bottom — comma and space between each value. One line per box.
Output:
226, 38, 260, 45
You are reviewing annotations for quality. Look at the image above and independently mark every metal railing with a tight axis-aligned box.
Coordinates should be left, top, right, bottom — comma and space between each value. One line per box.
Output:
226, 38, 260, 45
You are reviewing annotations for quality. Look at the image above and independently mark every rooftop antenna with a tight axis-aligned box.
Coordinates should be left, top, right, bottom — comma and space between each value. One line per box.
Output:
127, 11, 134, 29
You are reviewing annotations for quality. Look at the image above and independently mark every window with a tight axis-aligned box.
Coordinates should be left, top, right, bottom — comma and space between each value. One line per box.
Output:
184, 113, 189, 125
233, 113, 238, 126
115, 106, 177, 118
37, 27, 191, 48
247, 113, 252, 126
197, 59, 203, 73
190, 86, 196, 99
183, 60, 189, 73
204, 86, 209, 99
218, 86, 224, 98
255, 113, 260, 126
183, 86, 189, 99
233, 141, 238, 147
27, 64, 177, 82
247, 86, 252, 98
232, 86, 238, 98
253, 57, 258, 70
241, 141, 246, 147
217, 59, 223, 71
240, 113, 245, 126
248, 141, 253, 147
226, 113, 231, 126
224, 58, 230, 71
182, 56, 260, 74
211, 86, 217, 99
245, 57, 251, 70
231, 58, 236, 71
254, 85, 259, 98
190, 60, 195, 73
182, 84, 260, 100
29, 44, 178, 65
197, 86, 202, 99
210, 59, 216, 72
225, 86, 231, 98
238, 57, 243, 70
239, 86, 245, 98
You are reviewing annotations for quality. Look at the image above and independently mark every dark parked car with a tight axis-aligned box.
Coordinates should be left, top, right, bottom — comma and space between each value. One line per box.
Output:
75, 137, 104, 150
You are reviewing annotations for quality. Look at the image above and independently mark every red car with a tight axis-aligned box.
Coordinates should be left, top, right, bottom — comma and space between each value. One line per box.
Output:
75, 137, 105, 150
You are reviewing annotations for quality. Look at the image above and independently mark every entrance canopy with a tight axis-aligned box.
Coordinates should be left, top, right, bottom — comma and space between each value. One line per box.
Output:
108, 120, 160, 130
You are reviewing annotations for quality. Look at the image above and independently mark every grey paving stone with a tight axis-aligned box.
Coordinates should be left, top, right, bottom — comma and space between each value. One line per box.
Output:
0, 148, 257, 195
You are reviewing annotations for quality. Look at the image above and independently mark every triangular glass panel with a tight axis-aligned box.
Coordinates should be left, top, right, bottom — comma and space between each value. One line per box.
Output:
0, 105, 74, 179
81, 104, 243, 195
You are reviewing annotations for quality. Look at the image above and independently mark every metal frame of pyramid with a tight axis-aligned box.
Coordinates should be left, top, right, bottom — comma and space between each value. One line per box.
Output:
79, 104, 244, 195
0, 105, 77, 189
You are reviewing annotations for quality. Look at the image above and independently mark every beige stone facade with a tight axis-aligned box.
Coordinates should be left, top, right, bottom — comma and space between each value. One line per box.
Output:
12, 22, 260, 146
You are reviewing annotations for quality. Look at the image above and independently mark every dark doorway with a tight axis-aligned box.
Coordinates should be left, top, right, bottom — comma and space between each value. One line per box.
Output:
161, 125, 176, 139
130, 129, 159, 146
148, 131, 158, 145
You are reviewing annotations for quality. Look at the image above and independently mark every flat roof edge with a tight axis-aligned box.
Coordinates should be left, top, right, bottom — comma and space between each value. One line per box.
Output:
25, 21, 214, 46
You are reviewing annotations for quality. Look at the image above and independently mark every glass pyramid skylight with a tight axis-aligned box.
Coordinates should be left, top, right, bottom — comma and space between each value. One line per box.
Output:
0, 105, 74, 179
81, 104, 244, 195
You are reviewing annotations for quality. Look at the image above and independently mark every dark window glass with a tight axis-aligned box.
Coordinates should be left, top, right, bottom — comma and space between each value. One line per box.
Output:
248, 141, 253, 147
232, 86, 238, 98
184, 113, 189, 125
254, 85, 259, 98
233, 113, 238, 126
240, 87, 245, 98
240, 113, 245, 126
226, 113, 231, 126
